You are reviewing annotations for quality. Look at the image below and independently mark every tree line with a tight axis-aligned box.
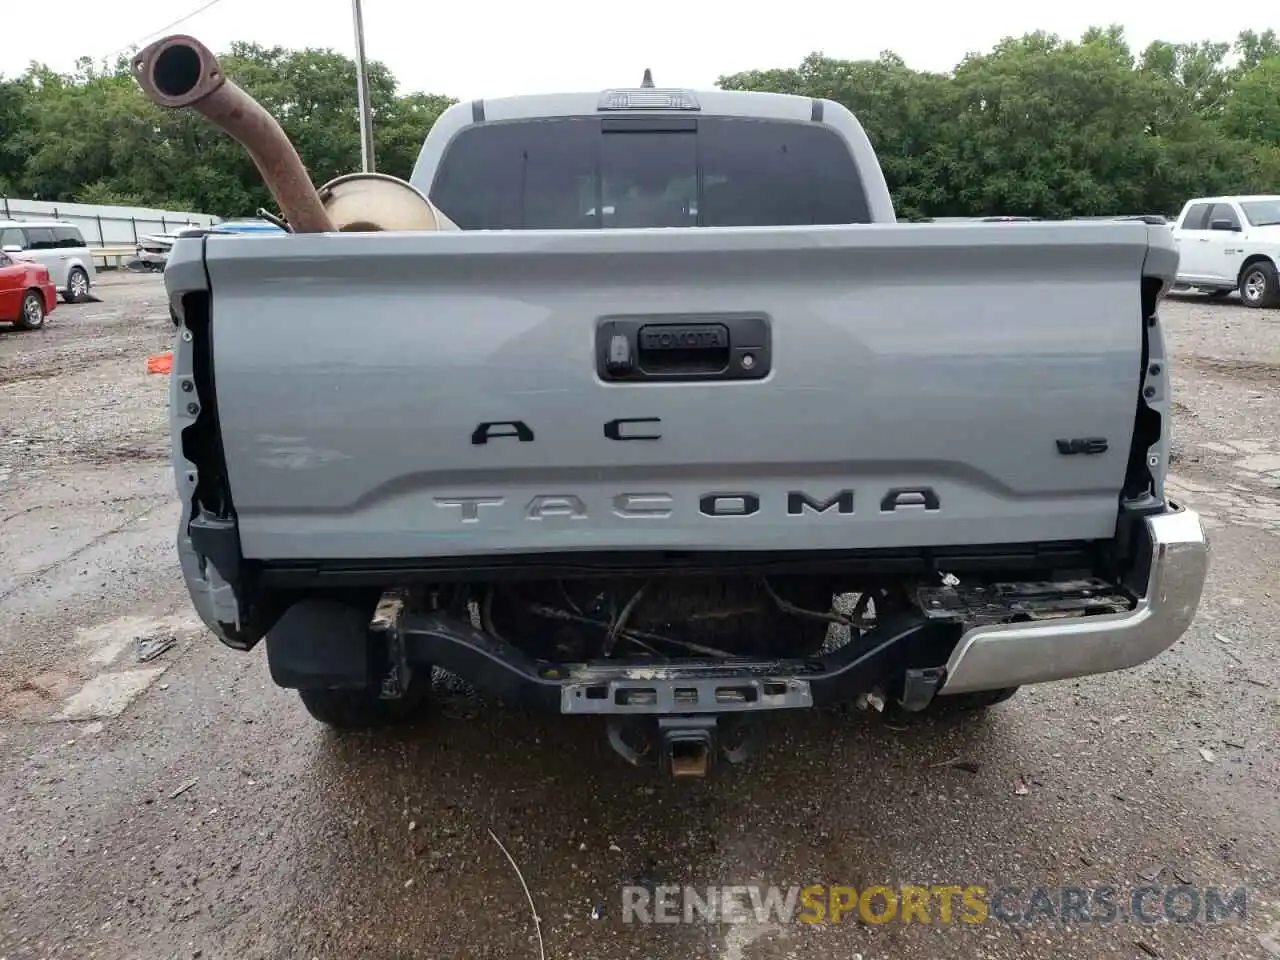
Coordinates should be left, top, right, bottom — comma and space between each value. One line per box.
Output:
1, 26, 1278, 221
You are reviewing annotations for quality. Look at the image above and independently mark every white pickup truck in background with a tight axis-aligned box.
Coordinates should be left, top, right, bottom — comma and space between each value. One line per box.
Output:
1170, 194, 1280, 308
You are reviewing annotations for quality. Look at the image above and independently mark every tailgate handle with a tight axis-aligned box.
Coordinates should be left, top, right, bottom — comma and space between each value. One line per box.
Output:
637, 323, 729, 373
596, 315, 771, 383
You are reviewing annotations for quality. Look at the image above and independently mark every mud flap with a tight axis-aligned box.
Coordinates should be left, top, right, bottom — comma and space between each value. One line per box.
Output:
264, 599, 376, 690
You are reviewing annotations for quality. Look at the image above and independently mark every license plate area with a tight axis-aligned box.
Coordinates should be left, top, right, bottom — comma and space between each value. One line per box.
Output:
596, 313, 771, 382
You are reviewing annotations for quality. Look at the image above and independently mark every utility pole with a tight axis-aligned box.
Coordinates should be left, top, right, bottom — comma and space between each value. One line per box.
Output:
352, 0, 376, 172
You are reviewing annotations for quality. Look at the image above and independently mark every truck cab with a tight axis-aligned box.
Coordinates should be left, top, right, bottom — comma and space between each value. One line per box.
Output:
409, 86, 898, 230
1171, 195, 1280, 308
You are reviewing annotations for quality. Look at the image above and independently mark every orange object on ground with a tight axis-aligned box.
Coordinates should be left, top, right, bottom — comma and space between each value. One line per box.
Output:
146, 352, 173, 374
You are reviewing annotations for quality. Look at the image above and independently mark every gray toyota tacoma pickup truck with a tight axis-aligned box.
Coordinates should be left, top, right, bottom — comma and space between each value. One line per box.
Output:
141, 35, 1209, 777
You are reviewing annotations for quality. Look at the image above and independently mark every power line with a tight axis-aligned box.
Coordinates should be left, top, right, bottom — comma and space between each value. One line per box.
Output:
108, 0, 229, 61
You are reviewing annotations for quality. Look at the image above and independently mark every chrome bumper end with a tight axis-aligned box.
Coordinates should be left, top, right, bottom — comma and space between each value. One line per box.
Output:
939, 504, 1209, 695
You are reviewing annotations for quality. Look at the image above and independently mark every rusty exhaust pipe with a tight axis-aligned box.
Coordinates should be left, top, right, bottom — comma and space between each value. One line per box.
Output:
132, 35, 335, 234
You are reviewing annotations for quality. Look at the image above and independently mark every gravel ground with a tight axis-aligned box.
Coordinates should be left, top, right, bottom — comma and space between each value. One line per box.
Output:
0, 273, 1278, 960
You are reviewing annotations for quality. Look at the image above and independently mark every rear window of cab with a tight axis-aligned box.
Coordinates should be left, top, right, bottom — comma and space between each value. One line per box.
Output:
430, 116, 871, 230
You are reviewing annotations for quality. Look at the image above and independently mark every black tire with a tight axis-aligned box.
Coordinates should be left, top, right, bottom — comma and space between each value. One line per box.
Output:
64, 267, 90, 304
1238, 260, 1280, 309
297, 671, 432, 730
887, 685, 1019, 720
16, 290, 46, 330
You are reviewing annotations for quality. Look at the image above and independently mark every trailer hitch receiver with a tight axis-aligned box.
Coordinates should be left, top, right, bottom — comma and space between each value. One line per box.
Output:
605, 714, 762, 777
660, 716, 717, 777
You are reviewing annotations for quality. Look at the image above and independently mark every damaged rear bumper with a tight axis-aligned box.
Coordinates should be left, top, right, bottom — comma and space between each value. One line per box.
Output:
387, 503, 1208, 708
195, 501, 1208, 711
938, 503, 1208, 695
395, 611, 943, 714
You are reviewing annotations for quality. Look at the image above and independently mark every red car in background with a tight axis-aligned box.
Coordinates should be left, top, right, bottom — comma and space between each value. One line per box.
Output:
0, 250, 57, 330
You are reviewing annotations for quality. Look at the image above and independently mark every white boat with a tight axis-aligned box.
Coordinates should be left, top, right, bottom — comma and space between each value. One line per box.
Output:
136, 232, 181, 268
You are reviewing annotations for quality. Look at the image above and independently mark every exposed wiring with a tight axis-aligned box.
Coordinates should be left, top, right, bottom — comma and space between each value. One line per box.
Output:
760, 577, 854, 626
526, 604, 735, 659
107, 0, 230, 62
557, 580, 585, 617
603, 582, 648, 656
487, 828, 545, 960
480, 587, 505, 645
482, 585, 664, 657
490, 579, 866, 662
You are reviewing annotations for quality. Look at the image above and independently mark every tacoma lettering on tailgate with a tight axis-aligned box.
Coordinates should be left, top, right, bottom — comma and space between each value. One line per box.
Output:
433, 488, 940, 522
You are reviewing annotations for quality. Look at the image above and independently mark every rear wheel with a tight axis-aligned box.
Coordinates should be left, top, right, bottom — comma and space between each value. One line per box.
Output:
297, 670, 432, 730
1239, 260, 1280, 309
16, 290, 46, 330
887, 685, 1019, 720
65, 266, 90, 303
931, 686, 1018, 712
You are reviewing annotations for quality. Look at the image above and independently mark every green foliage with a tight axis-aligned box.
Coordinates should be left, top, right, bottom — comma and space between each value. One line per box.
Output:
1, 26, 1278, 219
1222, 56, 1280, 143
0, 45, 456, 216
719, 26, 1280, 219
74, 181, 148, 206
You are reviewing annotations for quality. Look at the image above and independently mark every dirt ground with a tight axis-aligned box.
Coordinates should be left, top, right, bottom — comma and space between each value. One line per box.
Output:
0, 271, 1278, 960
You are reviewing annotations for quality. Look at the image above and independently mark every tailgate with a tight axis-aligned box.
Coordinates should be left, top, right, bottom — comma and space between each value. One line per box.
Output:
195, 222, 1163, 561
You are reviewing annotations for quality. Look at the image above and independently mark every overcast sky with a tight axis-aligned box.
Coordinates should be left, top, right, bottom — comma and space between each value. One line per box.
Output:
3, 0, 1263, 100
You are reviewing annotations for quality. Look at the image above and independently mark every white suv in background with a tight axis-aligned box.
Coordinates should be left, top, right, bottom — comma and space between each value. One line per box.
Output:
1170, 195, 1280, 309
0, 219, 97, 303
